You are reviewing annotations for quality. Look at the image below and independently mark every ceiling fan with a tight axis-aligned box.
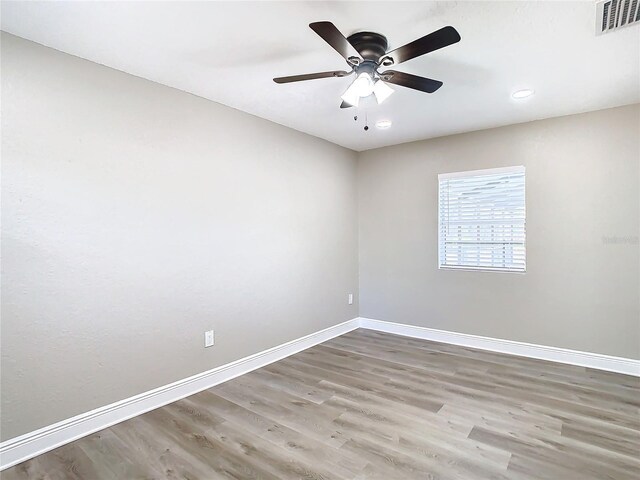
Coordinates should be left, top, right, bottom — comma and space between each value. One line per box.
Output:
273, 22, 461, 108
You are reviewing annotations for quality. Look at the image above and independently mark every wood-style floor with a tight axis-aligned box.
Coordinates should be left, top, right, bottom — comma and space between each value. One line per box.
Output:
3, 329, 639, 479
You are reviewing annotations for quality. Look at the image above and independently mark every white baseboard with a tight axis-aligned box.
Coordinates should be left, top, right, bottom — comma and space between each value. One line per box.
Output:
0, 318, 359, 471
3, 316, 638, 470
359, 317, 640, 377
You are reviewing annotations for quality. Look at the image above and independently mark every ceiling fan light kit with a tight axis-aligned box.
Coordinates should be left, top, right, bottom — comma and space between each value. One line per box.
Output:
341, 72, 373, 107
373, 79, 394, 104
273, 21, 461, 111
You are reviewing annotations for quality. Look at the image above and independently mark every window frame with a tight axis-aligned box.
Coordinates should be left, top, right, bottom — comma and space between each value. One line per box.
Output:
437, 166, 526, 274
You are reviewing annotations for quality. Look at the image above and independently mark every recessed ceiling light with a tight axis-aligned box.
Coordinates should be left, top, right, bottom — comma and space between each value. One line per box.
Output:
376, 120, 392, 129
512, 89, 534, 99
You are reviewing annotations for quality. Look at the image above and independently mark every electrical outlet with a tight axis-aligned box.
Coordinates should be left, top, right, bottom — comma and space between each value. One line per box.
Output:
348, 293, 353, 305
204, 330, 215, 348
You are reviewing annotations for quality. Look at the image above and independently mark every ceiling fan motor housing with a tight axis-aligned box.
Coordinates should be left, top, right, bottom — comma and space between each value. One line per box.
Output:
347, 31, 388, 62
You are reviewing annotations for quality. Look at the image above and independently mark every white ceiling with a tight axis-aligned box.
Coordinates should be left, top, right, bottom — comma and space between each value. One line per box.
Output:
2, 1, 639, 151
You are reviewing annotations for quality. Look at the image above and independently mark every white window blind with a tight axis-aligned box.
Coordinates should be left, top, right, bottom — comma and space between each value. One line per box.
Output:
438, 166, 526, 272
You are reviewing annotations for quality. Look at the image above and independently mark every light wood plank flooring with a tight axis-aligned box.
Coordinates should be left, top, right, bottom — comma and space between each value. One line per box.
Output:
3, 329, 639, 479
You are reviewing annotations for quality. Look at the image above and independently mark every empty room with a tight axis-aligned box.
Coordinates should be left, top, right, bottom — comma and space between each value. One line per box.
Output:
1, 1, 639, 479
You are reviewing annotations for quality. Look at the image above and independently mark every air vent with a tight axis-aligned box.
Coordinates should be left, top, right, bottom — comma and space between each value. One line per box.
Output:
596, 0, 640, 34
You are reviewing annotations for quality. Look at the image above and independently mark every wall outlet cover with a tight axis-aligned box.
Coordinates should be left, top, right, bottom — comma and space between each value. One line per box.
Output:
205, 330, 215, 347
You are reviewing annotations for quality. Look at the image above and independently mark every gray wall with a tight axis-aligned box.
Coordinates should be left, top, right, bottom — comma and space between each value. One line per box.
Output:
1, 34, 358, 440
2, 32, 639, 443
358, 104, 640, 360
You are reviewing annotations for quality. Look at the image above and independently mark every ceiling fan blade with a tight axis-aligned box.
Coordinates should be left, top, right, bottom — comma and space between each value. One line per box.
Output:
384, 26, 460, 65
273, 70, 351, 84
340, 100, 354, 109
309, 21, 361, 62
380, 71, 443, 93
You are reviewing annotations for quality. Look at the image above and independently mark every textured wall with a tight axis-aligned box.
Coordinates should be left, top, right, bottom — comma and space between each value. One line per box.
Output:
3, 31, 639, 444
1, 34, 358, 440
358, 105, 640, 359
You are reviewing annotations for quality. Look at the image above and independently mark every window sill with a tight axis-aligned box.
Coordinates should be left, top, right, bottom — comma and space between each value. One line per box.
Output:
438, 265, 526, 274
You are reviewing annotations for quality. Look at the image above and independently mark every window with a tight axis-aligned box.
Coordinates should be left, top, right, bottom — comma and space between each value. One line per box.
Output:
438, 166, 526, 273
